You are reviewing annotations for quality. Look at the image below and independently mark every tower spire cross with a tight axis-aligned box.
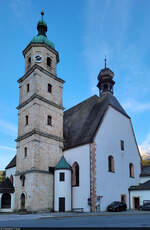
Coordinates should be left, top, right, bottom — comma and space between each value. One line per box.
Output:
41, 9, 44, 22
104, 57, 107, 69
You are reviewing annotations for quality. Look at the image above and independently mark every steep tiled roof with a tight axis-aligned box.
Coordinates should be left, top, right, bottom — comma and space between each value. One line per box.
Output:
129, 180, 150, 191
63, 93, 129, 150
5, 156, 16, 169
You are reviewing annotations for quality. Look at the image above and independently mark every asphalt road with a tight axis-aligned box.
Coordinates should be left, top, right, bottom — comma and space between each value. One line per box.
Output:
0, 213, 150, 227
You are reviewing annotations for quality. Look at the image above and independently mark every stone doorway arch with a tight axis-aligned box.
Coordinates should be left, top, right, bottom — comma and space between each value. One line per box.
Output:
20, 193, 25, 209
1, 193, 11, 209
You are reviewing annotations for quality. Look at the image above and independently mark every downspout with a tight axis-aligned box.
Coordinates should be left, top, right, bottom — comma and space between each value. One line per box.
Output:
90, 143, 92, 212
128, 189, 131, 210
90, 142, 97, 212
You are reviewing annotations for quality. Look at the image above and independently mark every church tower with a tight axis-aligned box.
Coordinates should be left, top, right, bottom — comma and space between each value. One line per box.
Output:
15, 12, 64, 211
97, 59, 115, 97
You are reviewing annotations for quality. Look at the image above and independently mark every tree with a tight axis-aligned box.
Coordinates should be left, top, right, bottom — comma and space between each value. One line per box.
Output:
0, 171, 5, 184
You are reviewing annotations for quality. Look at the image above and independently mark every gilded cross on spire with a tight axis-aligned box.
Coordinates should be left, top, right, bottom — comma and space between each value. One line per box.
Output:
37, 9, 47, 37
41, 9, 44, 22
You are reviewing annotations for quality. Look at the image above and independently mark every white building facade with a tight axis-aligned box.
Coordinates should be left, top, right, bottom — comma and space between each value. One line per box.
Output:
129, 165, 150, 209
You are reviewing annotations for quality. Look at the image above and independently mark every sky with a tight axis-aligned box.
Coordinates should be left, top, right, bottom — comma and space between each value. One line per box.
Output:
0, 0, 150, 169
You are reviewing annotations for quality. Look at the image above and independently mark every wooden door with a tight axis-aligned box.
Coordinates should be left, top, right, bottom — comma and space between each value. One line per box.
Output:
133, 197, 140, 209
59, 197, 65, 212
20, 193, 25, 209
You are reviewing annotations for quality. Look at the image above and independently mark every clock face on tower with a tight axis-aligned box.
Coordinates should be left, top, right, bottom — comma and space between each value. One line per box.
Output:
33, 54, 43, 63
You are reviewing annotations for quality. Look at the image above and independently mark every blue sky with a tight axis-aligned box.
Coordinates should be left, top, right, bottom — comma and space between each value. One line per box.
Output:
0, 0, 150, 169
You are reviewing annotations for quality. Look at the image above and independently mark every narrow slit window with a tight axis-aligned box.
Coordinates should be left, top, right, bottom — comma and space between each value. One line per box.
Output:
27, 84, 30, 93
20, 175, 25, 187
47, 57, 51, 67
25, 115, 28, 125
129, 163, 134, 178
24, 147, 27, 158
59, 172, 65, 181
108, 155, 115, 172
47, 115, 52, 126
121, 140, 124, 151
27, 57, 31, 69
28, 57, 31, 64
48, 84, 52, 93
22, 176, 25, 187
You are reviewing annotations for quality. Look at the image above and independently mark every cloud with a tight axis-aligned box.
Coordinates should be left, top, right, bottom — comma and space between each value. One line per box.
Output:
122, 99, 150, 113
139, 133, 150, 157
0, 145, 16, 151
0, 119, 17, 137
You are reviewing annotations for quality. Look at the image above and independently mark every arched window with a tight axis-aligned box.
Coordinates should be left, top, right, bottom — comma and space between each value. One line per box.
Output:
20, 175, 25, 187
10, 175, 13, 185
72, 162, 79, 186
108, 155, 115, 172
27, 57, 31, 70
1, 193, 11, 209
20, 193, 25, 210
47, 57, 51, 67
129, 163, 134, 178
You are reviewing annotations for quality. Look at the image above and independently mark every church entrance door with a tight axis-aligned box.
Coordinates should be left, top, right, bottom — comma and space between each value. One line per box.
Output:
59, 197, 65, 212
1, 193, 11, 209
20, 193, 25, 210
133, 197, 140, 209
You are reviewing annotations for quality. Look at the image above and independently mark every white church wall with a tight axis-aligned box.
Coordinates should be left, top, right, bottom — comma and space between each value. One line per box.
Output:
64, 144, 90, 212
54, 169, 71, 211
6, 167, 16, 187
95, 106, 141, 211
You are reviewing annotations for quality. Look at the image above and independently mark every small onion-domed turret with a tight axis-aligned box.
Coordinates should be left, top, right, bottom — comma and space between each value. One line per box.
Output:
97, 58, 115, 97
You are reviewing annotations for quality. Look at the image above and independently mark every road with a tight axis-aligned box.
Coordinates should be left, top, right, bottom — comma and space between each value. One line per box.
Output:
0, 212, 150, 227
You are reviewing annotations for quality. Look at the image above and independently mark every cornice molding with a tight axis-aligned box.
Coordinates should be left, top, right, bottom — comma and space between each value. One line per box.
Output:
15, 169, 50, 176
17, 64, 65, 84
17, 93, 64, 110
15, 129, 64, 143
22, 42, 59, 63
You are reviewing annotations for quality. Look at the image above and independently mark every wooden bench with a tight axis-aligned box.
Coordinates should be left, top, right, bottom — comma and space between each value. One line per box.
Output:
72, 208, 84, 212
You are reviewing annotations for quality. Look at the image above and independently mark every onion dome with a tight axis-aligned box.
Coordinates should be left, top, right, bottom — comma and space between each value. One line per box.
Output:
97, 58, 115, 97
31, 35, 55, 49
31, 11, 55, 49
98, 67, 114, 81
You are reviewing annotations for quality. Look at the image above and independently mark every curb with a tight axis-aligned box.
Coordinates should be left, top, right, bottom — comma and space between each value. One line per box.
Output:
39, 211, 150, 219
